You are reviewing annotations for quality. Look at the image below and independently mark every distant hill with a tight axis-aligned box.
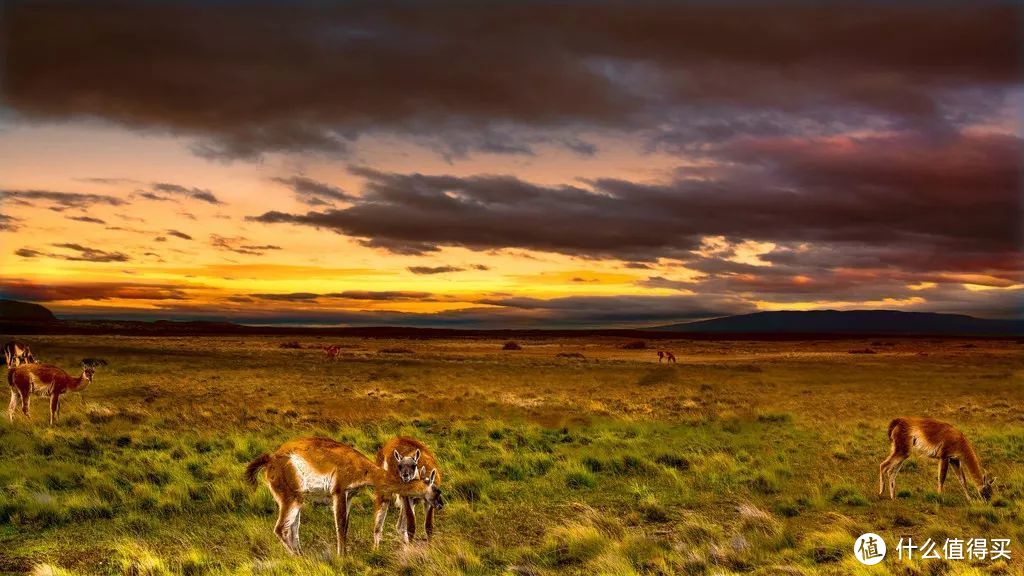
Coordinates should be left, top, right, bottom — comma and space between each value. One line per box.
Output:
0, 300, 57, 322
656, 310, 1024, 336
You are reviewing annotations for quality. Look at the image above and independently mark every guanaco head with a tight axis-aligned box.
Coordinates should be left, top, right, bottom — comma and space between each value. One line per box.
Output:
393, 448, 421, 482
82, 366, 96, 383
421, 467, 444, 510
981, 473, 996, 502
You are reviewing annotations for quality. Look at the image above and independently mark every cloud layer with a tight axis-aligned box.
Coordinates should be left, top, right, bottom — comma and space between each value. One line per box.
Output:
4, 3, 1019, 159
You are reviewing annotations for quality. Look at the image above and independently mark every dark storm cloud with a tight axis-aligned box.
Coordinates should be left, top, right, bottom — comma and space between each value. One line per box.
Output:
271, 176, 354, 206
3, 3, 1018, 159
68, 215, 106, 224
166, 230, 193, 240
0, 279, 187, 301
210, 235, 280, 256
252, 131, 1022, 265
151, 183, 222, 205
249, 290, 434, 302
56, 293, 751, 328
135, 191, 174, 202
1, 189, 125, 209
15, 243, 130, 263
0, 214, 21, 232
407, 265, 464, 275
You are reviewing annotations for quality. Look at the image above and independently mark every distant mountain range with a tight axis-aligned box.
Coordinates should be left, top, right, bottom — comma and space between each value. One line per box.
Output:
656, 310, 1024, 336
0, 300, 1020, 337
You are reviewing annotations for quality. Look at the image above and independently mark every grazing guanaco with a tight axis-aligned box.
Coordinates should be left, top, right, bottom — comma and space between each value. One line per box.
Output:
657, 350, 676, 363
244, 437, 443, 556
8, 362, 95, 425
375, 436, 443, 543
322, 345, 341, 361
879, 417, 996, 502
3, 341, 35, 369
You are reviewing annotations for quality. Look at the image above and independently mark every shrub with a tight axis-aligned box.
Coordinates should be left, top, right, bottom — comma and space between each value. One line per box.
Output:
379, 347, 414, 354
621, 340, 647, 350
565, 468, 597, 489
655, 453, 691, 472
278, 341, 302, 349
502, 341, 522, 350
556, 352, 586, 359
848, 348, 877, 354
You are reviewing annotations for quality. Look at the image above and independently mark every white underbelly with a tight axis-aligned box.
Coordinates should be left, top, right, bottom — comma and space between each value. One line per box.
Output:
290, 455, 334, 494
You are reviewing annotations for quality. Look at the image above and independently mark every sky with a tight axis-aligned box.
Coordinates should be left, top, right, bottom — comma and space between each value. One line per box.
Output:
0, 2, 1022, 328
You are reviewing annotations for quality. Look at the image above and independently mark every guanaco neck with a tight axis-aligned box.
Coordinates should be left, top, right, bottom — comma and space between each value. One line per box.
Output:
67, 372, 91, 392
958, 444, 986, 487
371, 469, 427, 500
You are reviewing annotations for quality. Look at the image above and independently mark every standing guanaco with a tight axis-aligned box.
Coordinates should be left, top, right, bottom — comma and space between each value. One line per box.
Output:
375, 436, 443, 543
3, 341, 35, 369
245, 437, 443, 555
8, 362, 95, 425
879, 417, 996, 502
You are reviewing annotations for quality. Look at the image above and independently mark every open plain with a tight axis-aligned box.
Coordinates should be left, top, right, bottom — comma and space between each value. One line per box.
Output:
1, 335, 1021, 575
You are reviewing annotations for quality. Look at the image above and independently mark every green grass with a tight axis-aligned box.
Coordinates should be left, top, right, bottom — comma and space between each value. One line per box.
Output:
0, 335, 1021, 575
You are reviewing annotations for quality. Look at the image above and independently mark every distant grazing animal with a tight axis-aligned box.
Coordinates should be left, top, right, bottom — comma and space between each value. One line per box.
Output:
3, 341, 35, 369
244, 437, 443, 555
80, 358, 108, 369
8, 362, 96, 425
880, 417, 996, 502
376, 436, 444, 543
322, 345, 341, 361
657, 351, 677, 363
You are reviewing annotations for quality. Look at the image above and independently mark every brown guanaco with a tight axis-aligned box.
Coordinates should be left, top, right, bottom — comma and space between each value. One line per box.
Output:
245, 436, 443, 555
879, 417, 996, 502
8, 362, 95, 425
3, 341, 35, 369
375, 436, 444, 543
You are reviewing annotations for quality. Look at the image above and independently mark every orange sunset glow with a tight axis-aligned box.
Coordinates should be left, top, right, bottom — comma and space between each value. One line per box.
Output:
1, 3, 1021, 327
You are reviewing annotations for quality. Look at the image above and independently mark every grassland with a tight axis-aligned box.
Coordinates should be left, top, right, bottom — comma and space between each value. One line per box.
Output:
0, 335, 1021, 575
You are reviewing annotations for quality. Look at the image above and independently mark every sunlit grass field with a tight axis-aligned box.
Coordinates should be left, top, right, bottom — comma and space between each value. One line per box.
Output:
1, 335, 1021, 575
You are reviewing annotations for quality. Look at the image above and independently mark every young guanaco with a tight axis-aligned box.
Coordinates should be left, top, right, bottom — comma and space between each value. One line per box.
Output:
375, 436, 444, 543
8, 362, 95, 425
879, 417, 996, 502
245, 437, 443, 555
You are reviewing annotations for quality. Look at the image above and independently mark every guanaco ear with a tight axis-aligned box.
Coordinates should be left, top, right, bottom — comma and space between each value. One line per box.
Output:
413, 449, 421, 463
393, 449, 402, 462
419, 465, 426, 479
428, 469, 437, 486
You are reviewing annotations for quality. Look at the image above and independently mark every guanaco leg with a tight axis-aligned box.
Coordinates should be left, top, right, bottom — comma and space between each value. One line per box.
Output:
332, 491, 350, 555
373, 497, 390, 549
425, 502, 435, 540
951, 460, 974, 503
49, 393, 61, 425
274, 498, 302, 555
937, 457, 949, 495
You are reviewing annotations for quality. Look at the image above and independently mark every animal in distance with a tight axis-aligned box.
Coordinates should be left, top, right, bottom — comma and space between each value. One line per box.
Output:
8, 362, 96, 425
3, 341, 35, 368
